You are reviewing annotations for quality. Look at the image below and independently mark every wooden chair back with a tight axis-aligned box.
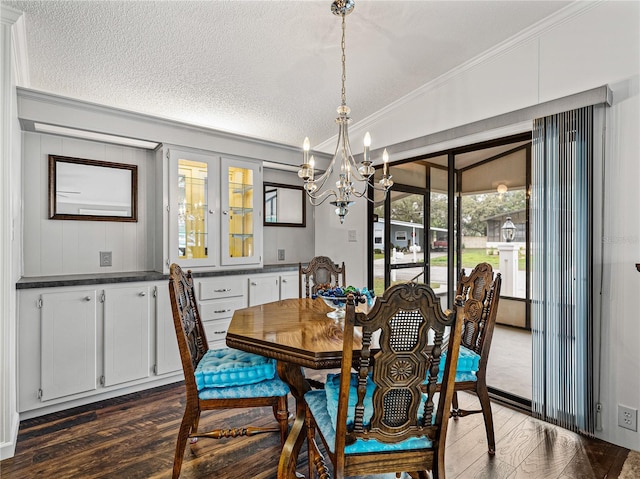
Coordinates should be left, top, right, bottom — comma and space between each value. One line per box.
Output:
168, 264, 209, 399
299, 255, 346, 298
456, 263, 501, 368
336, 282, 464, 474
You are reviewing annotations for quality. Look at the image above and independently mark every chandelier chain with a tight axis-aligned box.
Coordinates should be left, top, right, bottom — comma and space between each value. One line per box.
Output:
341, 14, 347, 107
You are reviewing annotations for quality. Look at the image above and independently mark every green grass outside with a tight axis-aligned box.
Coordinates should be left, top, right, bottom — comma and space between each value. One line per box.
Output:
430, 248, 526, 270
372, 278, 440, 297
375, 248, 524, 269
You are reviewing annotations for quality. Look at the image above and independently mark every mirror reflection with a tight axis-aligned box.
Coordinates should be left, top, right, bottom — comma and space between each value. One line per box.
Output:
264, 182, 305, 227
49, 155, 138, 222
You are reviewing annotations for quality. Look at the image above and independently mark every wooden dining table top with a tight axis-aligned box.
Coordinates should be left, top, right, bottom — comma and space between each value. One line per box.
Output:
226, 297, 367, 369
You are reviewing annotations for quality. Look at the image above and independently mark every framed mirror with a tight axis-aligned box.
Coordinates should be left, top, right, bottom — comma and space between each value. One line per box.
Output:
49, 155, 138, 222
263, 182, 306, 227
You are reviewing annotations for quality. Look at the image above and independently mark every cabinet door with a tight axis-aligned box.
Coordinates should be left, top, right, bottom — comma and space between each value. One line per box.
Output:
279, 272, 300, 299
220, 157, 263, 266
168, 147, 219, 269
248, 275, 280, 306
103, 285, 150, 387
154, 284, 182, 376
41, 290, 98, 401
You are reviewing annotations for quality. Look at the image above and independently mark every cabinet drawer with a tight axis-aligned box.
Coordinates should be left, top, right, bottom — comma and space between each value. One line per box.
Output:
198, 277, 245, 300
199, 297, 246, 321
203, 318, 232, 347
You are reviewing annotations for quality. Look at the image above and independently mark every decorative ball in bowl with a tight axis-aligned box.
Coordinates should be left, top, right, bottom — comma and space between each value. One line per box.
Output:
315, 287, 375, 320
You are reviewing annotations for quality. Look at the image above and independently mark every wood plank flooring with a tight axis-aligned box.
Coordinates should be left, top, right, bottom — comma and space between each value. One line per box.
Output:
0, 380, 629, 479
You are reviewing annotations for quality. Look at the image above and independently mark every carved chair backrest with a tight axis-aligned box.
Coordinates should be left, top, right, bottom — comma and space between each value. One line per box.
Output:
336, 282, 464, 455
298, 256, 346, 298
455, 263, 502, 363
168, 264, 209, 395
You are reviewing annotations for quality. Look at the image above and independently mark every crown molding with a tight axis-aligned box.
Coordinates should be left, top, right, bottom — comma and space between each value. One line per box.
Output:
1, 4, 29, 86
1, 4, 22, 24
11, 11, 29, 87
317, 0, 603, 151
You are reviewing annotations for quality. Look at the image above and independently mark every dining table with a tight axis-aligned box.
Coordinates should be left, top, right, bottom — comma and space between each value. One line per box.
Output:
226, 297, 370, 479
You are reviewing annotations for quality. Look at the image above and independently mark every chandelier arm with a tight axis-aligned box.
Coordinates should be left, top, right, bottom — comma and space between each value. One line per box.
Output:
308, 167, 332, 193
307, 190, 339, 206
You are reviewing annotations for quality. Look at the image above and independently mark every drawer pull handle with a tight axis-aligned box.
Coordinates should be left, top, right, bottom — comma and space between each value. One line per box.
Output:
214, 309, 231, 314
139, 292, 146, 297
84, 296, 92, 302
250, 282, 257, 286
214, 288, 231, 292
213, 330, 227, 335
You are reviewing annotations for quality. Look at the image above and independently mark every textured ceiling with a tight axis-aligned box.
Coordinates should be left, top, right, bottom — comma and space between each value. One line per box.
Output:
4, 0, 571, 150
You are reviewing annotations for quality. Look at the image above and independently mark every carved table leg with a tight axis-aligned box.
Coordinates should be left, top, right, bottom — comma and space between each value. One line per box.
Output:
277, 361, 311, 479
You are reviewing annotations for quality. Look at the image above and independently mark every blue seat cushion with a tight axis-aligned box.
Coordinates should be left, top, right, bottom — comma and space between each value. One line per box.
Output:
323, 373, 427, 428
436, 345, 481, 383
194, 348, 277, 389
198, 376, 290, 400
305, 389, 432, 454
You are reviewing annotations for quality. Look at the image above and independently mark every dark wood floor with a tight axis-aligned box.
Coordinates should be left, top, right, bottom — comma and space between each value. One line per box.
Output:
0, 380, 629, 479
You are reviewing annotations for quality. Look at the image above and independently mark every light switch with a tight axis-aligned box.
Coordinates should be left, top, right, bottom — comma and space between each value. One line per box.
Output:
348, 230, 357, 242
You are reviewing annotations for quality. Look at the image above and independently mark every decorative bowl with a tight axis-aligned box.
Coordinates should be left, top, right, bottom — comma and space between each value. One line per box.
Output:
316, 287, 375, 320
319, 295, 349, 319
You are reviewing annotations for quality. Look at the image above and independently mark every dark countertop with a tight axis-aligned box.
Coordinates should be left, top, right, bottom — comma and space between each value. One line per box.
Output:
16, 264, 299, 289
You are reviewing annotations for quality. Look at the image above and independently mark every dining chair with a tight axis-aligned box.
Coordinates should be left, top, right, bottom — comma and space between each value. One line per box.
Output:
434, 262, 502, 455
168, 264, 290, 479
304, 282, 464, 479
299, 255, 346, 298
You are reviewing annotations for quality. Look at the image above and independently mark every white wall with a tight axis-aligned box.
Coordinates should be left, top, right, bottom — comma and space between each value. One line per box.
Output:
262, 168, 315, 265
1, 4, 22, 460
22, 132, 154, 277
317, 0, 640, 450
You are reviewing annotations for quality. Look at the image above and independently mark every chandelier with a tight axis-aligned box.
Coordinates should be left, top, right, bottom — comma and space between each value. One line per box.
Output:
298, 0, 393, 224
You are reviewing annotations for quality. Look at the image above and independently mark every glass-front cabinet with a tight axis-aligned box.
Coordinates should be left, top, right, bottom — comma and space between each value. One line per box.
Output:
220, 157, 262, 266
168, 148, 219, 269
166, 147, 262, 270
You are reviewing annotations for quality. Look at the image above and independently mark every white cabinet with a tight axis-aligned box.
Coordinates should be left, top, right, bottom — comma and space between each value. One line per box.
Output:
279, 272, 299, 300
196, 276, 247, 349
102, 285, 151, 387
163, 146, 263, 272
167, 147, 220, 270
248, 275, 280, 306
249, 272, 300, 306
154, 283, 182, 376
17, 271, 296, 415
40, 289, 98, 401
220, 157, 263, 266
18, 281, 182, 415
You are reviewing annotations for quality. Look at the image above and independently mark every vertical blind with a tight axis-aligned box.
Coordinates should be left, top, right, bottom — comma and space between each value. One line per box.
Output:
531, 106, 594, 435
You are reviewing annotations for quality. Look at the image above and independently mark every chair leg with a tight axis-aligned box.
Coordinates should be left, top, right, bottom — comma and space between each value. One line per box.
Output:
451, 390, 459, 419
273, 395, 290, 446
476, 382, 496, 455
173, 407, 197, 479
305, 409, 316, 479
189, 410, 202, 445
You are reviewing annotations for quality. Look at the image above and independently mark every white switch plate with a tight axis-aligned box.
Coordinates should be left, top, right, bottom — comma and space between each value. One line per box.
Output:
348, 229, 357, 242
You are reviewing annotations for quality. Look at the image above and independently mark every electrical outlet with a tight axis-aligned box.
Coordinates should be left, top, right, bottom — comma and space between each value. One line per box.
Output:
618, 404, 638, 431
100, 251, 112, 267
277, 249, 285, 261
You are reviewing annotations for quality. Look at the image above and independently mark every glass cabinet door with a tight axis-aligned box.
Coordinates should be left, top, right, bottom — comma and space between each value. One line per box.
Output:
178, 159, 208, 260
168, 148, 219, 269
220, 157, 262, 266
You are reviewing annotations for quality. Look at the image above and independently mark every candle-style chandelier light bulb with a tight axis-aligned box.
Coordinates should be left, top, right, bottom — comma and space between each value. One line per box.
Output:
298, 0, 392, 224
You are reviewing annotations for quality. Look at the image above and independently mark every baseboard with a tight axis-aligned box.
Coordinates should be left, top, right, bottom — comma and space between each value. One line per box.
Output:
0, 410, 20, 460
